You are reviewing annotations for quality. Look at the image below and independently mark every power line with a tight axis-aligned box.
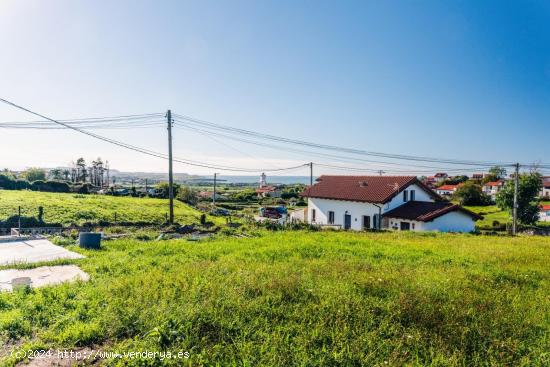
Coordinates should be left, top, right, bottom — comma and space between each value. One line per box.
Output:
174, 113, 519, 167
174, 121, 500, 172
0, 98, 308, 173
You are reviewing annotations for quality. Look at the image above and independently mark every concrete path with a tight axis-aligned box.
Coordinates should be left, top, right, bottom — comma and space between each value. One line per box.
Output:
0, 265, 89, 292
0, 239, 84, 266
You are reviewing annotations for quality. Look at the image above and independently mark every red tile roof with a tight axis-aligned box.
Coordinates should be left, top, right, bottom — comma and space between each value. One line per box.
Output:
256, 186, 278, 193
436, 185, 458, 191
383, 201, 482, 222
300, 175, 439, 204
540, 205, 550, 211
484, 181, 504, 187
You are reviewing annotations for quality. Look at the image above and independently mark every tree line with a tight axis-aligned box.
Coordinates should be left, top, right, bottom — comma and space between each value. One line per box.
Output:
0, 157, 109, 194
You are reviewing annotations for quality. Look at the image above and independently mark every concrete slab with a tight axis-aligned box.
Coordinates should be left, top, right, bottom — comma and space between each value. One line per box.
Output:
0, 239, 84, 266
0, 265, 89, 292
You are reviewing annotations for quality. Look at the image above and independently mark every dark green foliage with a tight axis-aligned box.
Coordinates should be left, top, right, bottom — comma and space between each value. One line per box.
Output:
21, 167, 46, 182
30, 180, 70, 193
440, 175, 469, 186
453, 181, 491, 206
482, 166, 507, 184
496, 172, 543, 225
178, 186, 198, 205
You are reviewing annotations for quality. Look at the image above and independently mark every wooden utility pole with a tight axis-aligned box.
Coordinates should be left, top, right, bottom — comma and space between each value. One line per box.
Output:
213, 173, 218, 206
167, 110, 174, 224
512, 163, 519, 235
309, 162, 313, 186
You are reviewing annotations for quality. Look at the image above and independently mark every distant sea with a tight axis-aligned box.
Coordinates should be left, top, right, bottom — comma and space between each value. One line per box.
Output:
197, 175, 311, 185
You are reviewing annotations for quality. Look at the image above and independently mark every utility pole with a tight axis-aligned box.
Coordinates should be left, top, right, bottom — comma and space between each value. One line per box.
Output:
213, 173, 218, 206
512, 163, 519, 235
309, 162, 313, 186
167, 109, 174, 224
145, 178, 148, 192
378, 170, 385, 176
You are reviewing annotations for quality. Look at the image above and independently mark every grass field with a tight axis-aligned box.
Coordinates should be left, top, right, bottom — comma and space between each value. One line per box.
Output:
464, 203, 550, 230
0, 190, 205, 225
2, 231, 549, 366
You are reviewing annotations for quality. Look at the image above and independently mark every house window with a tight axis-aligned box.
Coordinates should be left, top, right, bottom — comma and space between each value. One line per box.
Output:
412, 223, 415, 230
410, 190, 415, 201
362, 215, 371, 229
328, 211, 335, 224
403, 190, 408, 202
373, 214, 378, 229
311, 209, 316, 222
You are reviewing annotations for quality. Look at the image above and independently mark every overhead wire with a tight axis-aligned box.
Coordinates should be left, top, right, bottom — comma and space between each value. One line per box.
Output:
0, 98, 308, 173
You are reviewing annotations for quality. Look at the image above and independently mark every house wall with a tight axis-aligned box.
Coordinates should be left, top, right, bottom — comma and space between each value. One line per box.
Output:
307, 198, 382, 230
540, 210, 550, 222
385, 211, 475, 232
422, 211, 475, 232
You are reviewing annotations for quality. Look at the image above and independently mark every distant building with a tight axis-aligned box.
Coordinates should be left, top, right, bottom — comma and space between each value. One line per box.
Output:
541, 177, 550, 198
256, 185, 282, 198
434, 184, 458, 196
482, 181, 504, 200
471, 173, 484, 181
539, 205, 550, 222
259, 172, 267, 188
423, 173, 448, 188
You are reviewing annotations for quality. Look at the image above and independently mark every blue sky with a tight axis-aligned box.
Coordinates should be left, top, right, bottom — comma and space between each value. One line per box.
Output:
0, 0, 548, 176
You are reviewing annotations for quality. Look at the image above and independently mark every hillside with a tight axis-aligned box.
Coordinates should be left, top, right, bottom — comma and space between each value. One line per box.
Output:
0, 190, 203, 225
2, 231, 549, 366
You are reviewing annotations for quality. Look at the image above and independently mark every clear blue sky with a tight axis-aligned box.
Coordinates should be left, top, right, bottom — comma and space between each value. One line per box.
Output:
0, 0, 548, 176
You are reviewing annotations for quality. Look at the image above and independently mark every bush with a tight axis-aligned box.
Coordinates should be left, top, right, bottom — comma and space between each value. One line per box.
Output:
453, 181, 491, 206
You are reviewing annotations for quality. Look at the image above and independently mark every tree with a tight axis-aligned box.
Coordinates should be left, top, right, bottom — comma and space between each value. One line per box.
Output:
482, 166, 507, 184
22, 167, 46, 182
496, 171, 542, 225
156, 182, 181, 199
453, 181, 490, 206
76, 158, 87, 182
49, 168, 63, 180
178, 186, 198, 205
440, 175, 469, 186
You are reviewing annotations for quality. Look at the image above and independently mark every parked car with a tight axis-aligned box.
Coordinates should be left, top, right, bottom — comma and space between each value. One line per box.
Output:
259, 206, 287, 219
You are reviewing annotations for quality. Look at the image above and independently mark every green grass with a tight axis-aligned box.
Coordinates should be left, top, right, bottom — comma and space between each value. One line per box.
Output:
465, 204, 550, 229
1, 231, 550, 366
0, 190, 206, 225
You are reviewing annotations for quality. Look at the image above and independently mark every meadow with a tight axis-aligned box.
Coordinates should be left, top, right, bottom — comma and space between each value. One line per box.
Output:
0, 190, 203, 225
1, 231, 549, 366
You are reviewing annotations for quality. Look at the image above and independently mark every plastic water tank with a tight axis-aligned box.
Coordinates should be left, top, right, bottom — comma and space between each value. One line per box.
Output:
79, 232, 101, 249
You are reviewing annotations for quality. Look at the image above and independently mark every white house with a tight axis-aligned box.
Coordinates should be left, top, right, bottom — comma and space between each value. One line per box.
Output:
482, 181, 505, 201
540, 205, 550, 222
301, 175, 480, 232
434, 184, 458, 197
541, 177, 550, 199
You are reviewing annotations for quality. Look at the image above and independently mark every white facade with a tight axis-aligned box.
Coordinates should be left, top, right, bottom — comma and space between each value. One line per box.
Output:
387, 211, 475, 232
541, 187, 550, 199
540, 209, 550, 222
307, 184, 435, 231
435, 188, 455, 196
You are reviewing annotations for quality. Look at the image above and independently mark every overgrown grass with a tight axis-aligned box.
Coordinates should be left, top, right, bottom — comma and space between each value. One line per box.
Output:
1, 231, 549, 366
0, 190, 205, 225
